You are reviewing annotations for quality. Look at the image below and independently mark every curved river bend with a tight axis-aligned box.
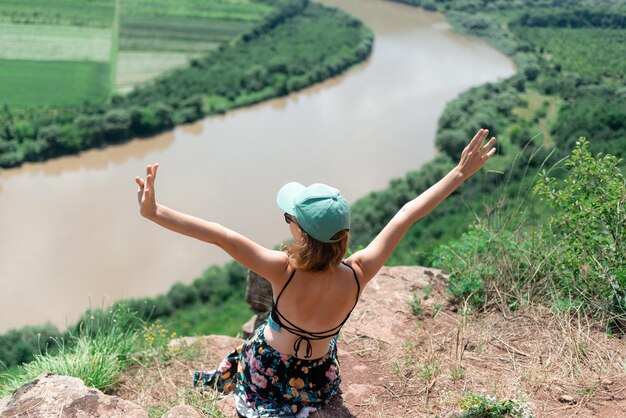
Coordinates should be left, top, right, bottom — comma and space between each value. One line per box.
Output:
0, 0, 515, 332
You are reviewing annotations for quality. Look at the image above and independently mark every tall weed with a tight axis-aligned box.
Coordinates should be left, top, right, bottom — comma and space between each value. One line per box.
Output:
0, 305, 141, 397
433, 139, 626, 329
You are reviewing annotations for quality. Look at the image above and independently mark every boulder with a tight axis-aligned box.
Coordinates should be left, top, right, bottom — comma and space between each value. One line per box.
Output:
246, 270, 273, 313
0, 372, 148, 417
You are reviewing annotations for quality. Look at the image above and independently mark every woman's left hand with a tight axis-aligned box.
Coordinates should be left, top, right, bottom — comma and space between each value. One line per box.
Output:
456, 129, 496, 180
135, 163, 159, 219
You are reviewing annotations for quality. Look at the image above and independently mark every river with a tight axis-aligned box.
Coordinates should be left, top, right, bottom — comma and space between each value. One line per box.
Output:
0, 0, 515, 333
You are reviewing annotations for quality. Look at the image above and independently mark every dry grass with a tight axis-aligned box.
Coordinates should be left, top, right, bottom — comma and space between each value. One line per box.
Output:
114, 267, 626, 417
115, 336, 242, 417
332, 267, 626, 417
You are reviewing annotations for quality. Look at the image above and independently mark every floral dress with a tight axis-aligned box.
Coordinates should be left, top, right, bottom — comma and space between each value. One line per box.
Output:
194, 323, 341, 417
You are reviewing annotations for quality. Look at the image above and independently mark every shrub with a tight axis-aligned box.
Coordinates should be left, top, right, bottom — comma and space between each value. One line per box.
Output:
534, 138, 626, 319
460, 392, 534, 418
433, 139, 626, 328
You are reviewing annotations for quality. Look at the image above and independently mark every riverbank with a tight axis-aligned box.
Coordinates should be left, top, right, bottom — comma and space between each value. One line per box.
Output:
0, 0, 373, 168
0, 0, 515, 336
4, 0, 624, 379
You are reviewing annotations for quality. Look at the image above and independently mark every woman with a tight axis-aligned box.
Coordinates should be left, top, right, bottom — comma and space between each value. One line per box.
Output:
135, 129, 496, 417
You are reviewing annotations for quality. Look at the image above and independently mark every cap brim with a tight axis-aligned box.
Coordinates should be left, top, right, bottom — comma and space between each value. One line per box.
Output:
276, 182, 305, 215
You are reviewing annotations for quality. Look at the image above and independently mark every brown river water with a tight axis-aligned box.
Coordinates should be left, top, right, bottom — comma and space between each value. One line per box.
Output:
0, 0, 515, 332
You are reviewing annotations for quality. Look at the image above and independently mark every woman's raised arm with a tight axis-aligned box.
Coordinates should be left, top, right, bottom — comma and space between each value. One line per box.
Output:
347, 129, 496, 285
135, 164, 288, 283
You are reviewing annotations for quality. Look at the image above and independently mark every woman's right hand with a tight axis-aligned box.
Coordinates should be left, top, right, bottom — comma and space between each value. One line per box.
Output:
135, 163, 159, 219
456, 129, 496, 180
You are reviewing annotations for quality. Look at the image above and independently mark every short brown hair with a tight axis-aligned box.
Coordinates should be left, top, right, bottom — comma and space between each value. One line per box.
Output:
285, 229, 350, 272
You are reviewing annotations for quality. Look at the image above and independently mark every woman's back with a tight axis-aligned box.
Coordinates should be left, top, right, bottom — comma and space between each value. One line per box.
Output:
264, 261, 361, 360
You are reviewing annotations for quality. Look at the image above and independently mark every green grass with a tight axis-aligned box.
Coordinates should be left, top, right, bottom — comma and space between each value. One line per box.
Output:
512, 90, 561, 146
163, 296, 253, 338
0, 23, 112, 62
110, 0, 120, 95
0, 307, 141, 397
0, 0, 115, 28
119, 15, 254, 52
115, 51, 198, 92
120, 0, 273, 22
519, 27, 626, 81
0, 60, 110, 108
0, 0, 273, 105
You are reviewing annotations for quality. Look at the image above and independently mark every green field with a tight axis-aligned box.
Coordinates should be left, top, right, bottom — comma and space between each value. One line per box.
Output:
115, 51, 200, 93
115, 0, 271, 90
0, 0, 115, 27
519, 27, 626, 81
0, 23, 112, 61
0, 0, 274, 108
118, 15, 244, 52
120, 0, 273, 21
0, 60, 110, 108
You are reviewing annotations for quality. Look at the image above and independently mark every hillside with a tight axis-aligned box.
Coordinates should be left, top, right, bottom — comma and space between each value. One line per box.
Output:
2, 266, 623, 417
120, 267, 626, 417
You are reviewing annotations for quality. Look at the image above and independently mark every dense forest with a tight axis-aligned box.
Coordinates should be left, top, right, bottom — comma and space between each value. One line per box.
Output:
1, 0, 625, 372
352, 0, 626, 261
351, 0, 625, 329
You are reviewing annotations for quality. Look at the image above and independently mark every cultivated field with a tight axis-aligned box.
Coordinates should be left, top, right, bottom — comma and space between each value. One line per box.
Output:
115, 51, 200, 93
0, 0, 115, 27
521, 28, 626, 80
119, 15, 251, 52
0, 0, 274, 108
0, 23, 112, 62
0, 60, 110, 108
115, 0, 271, 90
119, 0, 273, 21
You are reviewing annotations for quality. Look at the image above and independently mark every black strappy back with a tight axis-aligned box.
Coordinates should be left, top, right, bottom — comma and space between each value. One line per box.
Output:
268, 261, 361, 359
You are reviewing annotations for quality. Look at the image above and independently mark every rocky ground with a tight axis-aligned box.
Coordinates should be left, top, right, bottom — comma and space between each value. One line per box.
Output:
2, 266, 624, 417
118, 266, 626, 417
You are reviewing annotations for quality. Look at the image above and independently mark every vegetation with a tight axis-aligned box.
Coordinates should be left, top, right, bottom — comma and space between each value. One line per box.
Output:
460, 392, 533, 418
0, 0, 269, 109
0, 60, 110, 109
0, 0, 372, 373
0, 305, 140, 397
0, 0, 115, 27
0, 261, 247, 370
433, 140, 626, 328
351, 0, 626, 268
0, 0, 373, 168
347, 1, 626, 359
519, 28, 626, 81
1, 0, 625, 405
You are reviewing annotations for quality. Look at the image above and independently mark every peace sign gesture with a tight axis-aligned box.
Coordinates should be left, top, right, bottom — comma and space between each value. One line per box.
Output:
135, 163, 159, 219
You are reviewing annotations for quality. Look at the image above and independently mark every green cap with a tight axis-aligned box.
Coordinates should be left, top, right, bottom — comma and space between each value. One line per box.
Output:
276, 182, 350, 243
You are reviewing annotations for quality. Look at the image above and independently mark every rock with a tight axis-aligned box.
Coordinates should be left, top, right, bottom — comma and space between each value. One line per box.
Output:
242, 314, 258, 339
559, 394, 577, 404
341, 383, 378, 405
161, 405, 201, 418
169, 335, 242, 352
246, 271, 273, 313
0, 372, 148, 418
217, 395, 238, 417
